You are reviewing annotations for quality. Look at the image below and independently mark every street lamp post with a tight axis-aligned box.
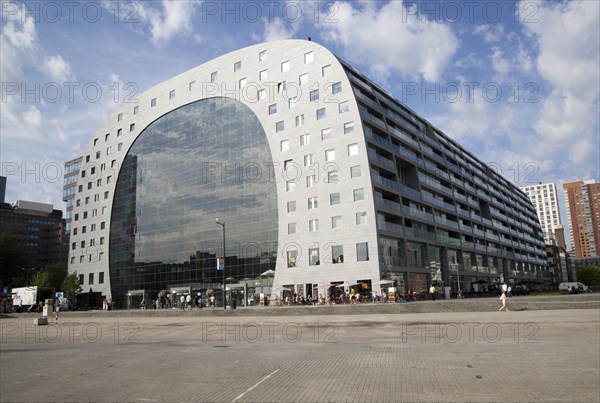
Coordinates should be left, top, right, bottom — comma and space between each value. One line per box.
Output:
215, 219, 226, 310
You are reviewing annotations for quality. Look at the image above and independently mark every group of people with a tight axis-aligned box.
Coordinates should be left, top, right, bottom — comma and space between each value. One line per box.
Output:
146, 294, 217, 310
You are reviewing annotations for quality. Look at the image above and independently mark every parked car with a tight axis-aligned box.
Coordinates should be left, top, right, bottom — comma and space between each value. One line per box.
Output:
512, 284, 529, 296
559, 282, 589, 294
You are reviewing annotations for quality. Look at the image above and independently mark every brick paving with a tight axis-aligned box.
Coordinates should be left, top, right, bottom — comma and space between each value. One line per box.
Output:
1, 297, 599, 402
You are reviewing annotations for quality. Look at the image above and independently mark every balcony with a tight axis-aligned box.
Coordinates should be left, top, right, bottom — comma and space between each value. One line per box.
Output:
371, 174, 399, 192
377, 221, 404, 235
368, 150, 396, 172
399, 184, 422, 201
375, 197, 402, 213
403, 205, 434, 223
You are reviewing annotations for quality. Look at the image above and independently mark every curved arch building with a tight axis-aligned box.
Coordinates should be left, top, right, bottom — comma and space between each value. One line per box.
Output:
67, 40, 547, 308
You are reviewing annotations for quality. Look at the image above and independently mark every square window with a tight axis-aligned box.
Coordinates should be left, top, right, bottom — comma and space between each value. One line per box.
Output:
304, 51, 314, 63
287, 201, 296, 213
309, 247, 320, 265
287, 250, 297, 267
286, 181, 296, 192
118, 142, 123, 151
299, 73, 308, 85
332, 245, 344, 263
332, 82, 342, 94
276, 121, 284, 132
288, 223, 297, 235
330, 192, 340, 205
300, 134, 310, 146
303, 154, 313, 167
288, 97, 296, 109
295, 114, 304, 126
259, 50, 267, 61
351, 166, 361, 178
309, 219, 319, 232
189, 81, 195, 91
353, 188, 364, 201
269, 103, 277, 115
239, 78, 247, 88
280, 139, 289, 152
211, 71, 218, 82
332, 215, 342, 229
325, 149, 335, 161
321, 128, 331, 140
322, 64, 331, 77
356, 212, 367, 225
151, 98, 157, 107
169, 90, 175, 99
356, 242, 369, 261
133, 105, 139, 115
310, 89, 319, 103
348, 143, 359, 156
281, 61, 290, 72
258, 89, 265, 100
234, 61, 241, 72
339, 101, 349, 114
308, 197, 318, 209
306, 175, 316, 188
327, 171, 338, 183
316, 108, 326, 120
344, 121, 354, 134
259, 69, 268, 81
117, 113, 123, 122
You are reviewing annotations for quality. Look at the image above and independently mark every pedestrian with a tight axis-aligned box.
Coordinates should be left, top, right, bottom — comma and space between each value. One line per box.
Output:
429, 284, 436, 301
179, 295, 185, 310
54, 299, 60, 323
210, 295, 215, 309
499, 291, 509, 311
186, 294, 192, 310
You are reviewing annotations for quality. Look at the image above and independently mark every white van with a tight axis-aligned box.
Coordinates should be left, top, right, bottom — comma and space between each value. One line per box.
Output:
559, 282, 588, 293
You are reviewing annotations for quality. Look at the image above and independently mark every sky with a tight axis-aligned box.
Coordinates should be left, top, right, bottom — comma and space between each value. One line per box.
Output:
1, 0, 599, 250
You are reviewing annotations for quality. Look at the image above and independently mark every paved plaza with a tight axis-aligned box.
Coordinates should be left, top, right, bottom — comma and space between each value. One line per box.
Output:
1, 296, 599, 402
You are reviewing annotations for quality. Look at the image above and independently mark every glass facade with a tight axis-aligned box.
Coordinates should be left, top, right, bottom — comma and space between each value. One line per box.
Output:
109, 97, 278, 307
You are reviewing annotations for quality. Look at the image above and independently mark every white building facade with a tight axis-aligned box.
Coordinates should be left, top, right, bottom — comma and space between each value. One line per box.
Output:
520, 183, 562, 245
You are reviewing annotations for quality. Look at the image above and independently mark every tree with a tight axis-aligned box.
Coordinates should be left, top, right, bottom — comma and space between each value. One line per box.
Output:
577, 266, 600, 288
61, 271, 82, 300
29, 271, 51, 289
44, 263, 67, 290
0, 232, 30, 287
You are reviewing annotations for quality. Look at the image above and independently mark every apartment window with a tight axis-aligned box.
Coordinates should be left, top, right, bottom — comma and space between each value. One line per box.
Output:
100, 237, 105, 245
117, 113, 123, 122
310, 89, 319, 103
88, 273, 94, 285
356, 242, 369, 261
281, 61, 290, 72
286, 181, 296, 192
75, 213, 79, 221
339, 101, 349, 113
353, 188, 365, 201
99, 272, 104, 284
321, 128, 331, 140
72, 242, 76, 250
70, 257, 74, 264
330, 192, 340, 205
168, 90, 175, 99
284, 159, 293, 171
151, 98, 157, 107
295, 114, 304, 126
300, 134, 309, 146
332, 82, 342, 94
322, 64, 331, 77
344, 121, 354, 134
189, 81, 195, 91
332, 245, 344, 264
85, 155, 90, 163
91, 223, 96, 231
304, 51, 314, 63
85, 196, 90, 205
287, 201, 296, 213
95, 151, 101, 159
316, 108, 326, 120
278, 81, 286, 93
259, 69, 268, 81
269, 103, 277, 115
79, 256, 84, 264
211, 71, 217, 82
80, 240, 85, 248
280, 139, 289, 152
348, 143, 359, 156
327, 171, 338, 183
332, 215, 342, 229
309, 248, 320, 265
102, 206, 106, 215
133, 105, 139, 115
306, 175, 316, 188
259, 50, 267, 61
257, 89, 265, 100
287, 250, 297, 267
308, 197, 318, 210
100, 222, 105, 230
356, 212, 367, 225
83, 211, 88, 219
325, 149, 335, 161
351, 166, 361, 178
288, 97, 297, 109
106, 146, 112, 156
94, 138, 98, 146
276, 121, 284, 132
234, 61, 241, 72
288, 223, 297, 235
304, 154, 313, 167
299, 73, 308, 85
73, 228, 78, 236
129, 123, 135, 132
87, 182, 93, 190
239, 78, 247, 89
78, 274, 84, 284
104, 191, 109, 199
96, 179, 101, 186
117, 128, 122, 137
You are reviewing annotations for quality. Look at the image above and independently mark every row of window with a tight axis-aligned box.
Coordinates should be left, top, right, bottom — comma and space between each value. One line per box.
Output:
286, 242, 369, 267
78, 272, 104, 286
287, 211, 368, 235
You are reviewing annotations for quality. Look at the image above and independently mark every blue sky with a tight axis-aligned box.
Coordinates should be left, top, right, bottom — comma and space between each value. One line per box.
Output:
1, 0, 599, 249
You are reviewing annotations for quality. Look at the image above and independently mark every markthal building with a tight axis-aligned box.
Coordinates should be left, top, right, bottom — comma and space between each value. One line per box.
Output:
67, 40, 547, 308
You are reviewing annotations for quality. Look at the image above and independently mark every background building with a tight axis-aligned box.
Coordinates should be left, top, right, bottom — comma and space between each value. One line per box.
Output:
63, 157, 82, 237
66, 40, 547, 308
521, 183, 564, 246
563, 180, 600, 258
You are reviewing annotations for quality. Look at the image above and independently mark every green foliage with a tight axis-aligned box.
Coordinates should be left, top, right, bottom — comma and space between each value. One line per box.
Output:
44, 263, 67, 290
61, 271, 82, 298
29, 271, 51, 289
577, 266, 600, 288
0, 232, 29, 287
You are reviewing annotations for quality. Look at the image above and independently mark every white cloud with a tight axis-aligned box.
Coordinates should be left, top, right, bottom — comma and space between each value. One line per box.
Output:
490, 47, 511, 76
42, 55, 74, 82
1, 12, 36, 49
473, 24, 504, 43
317, 1, 458, 82
137, 0, 202, 45
262, 17, 298, 42
22, 106, 42, 129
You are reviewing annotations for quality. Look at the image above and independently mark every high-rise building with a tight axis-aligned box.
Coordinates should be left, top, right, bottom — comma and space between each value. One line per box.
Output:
563, 180, 600, 258
63, 157, 82, 237
66, 40, 547, 308
520, 183, 563, 246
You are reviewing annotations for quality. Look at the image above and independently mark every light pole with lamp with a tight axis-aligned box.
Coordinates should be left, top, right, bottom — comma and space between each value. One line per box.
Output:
215, 219, 226, 310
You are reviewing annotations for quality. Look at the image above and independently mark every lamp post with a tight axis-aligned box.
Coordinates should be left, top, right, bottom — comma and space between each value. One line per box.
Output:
215, 219, 226, 310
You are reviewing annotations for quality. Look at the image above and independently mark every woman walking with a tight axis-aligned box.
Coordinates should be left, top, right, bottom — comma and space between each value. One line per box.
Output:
498, 291, 509, 311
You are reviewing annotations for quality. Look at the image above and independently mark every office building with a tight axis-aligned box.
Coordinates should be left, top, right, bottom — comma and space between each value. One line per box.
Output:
521, 182, 563, 246
563, 180, 600, 258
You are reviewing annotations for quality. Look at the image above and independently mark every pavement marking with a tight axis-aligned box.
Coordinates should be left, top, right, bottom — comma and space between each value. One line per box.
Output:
231, 368, 280, 403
